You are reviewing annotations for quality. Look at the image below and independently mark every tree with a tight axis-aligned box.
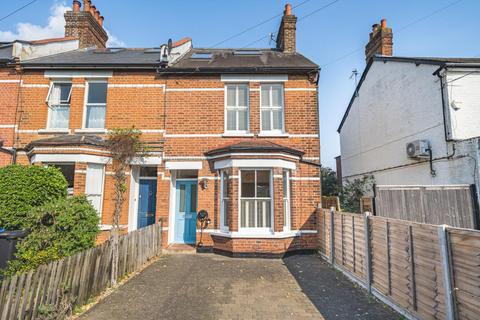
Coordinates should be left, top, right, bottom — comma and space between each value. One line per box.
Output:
105, 128, 147, 284
321, 167, 339, 196
0, 165, 67, 230
340, 175, 375, 213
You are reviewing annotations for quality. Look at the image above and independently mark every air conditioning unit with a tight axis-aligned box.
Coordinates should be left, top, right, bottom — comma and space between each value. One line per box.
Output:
406, 140, 430, 158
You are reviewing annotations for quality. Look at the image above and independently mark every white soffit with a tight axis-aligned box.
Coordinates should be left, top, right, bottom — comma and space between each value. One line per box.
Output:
221, 74, 288, 82
165, 161, 203, 170
44, 70, 113, 78
214, 159, 296, 170
31, 154, 111, 164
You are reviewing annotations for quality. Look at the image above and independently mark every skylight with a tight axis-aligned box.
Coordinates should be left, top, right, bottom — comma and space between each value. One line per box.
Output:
233, 50, 262, 56
191, 52, 213, 59
94, 48, 125, 54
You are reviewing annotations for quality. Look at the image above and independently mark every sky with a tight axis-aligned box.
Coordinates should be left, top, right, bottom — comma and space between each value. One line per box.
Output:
1, 0, 479, 168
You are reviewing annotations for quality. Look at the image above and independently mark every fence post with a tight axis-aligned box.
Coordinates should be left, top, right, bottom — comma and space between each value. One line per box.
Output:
364, 212, 372, 294
438, 225, 455, 320
329, 207, 335, 264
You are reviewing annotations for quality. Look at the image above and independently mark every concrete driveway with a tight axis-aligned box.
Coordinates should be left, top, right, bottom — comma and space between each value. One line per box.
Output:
79, 254, 399, 320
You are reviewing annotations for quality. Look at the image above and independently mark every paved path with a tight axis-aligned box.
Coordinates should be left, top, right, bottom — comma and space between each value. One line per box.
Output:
80, 254, 399, 320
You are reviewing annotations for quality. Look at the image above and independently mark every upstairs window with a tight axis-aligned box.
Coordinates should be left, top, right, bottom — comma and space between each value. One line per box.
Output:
85, 81, 108, 129
261, 84, 284, 133
225, 84, 249, 133
46, 82, 72, 129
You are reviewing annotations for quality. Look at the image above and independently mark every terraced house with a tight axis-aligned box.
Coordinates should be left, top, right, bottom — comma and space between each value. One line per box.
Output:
3, 1, 321, 255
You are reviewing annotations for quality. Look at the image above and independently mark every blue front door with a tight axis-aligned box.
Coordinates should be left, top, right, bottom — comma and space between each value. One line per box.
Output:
174, 180, 197, 244
137, 179, 157, 229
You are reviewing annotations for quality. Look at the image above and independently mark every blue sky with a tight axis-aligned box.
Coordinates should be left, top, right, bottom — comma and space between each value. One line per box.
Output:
1, 0, 479, 168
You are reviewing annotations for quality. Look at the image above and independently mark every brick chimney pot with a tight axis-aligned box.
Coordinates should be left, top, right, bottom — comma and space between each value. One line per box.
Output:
72, 0, 81, 12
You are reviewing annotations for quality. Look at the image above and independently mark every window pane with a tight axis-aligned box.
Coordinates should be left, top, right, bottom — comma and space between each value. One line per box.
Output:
179, 184, 186, 212
261, 110, 271, 131
238, 109, 247, 130
226, 110, 236, 130
86, 105, 106, 128
140, 166, 157, 177
49, 106, 70, 128
87, 82, 108, 103
241, 170, 255, 197
238, 85, 248, 107
272, 109, 283, 130
283, 171, 288, 198
47, 164, 75, 188
59, 84, 72, 102
190, 184, 197, 211
257, 200, 271, 228
226, 85, 236, 106
222, 172, 229, 198
261, 86, 270, 107
272, 85, 283, 106
256, 170, 270, 197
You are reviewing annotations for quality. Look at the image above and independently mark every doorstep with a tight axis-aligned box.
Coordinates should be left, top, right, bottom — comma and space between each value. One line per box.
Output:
164, 244, 197, 255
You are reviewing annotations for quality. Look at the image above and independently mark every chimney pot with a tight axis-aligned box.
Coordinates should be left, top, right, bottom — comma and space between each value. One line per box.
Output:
99, 16, 104, 26
381, 19, 387, 28
90, 5, 96, 16
94, 10, 100, 21
72, 0, 81, 12
84, 0, 91, 12
285, 3, 292, 15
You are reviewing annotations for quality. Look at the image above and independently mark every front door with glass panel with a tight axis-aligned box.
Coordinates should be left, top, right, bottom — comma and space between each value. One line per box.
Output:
137, 179, 157, 229
174, 180, 197, 244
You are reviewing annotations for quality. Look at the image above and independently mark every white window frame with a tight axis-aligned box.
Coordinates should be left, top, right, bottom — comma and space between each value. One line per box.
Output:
260, 83, 285, 134
46, 80, 72, 129
43, 162, 75, 195
238, 169, 274, 233
224, 83, 249, 134
283, 170, 291, 231
220, 170, 229, 231
83, 79, 108, 129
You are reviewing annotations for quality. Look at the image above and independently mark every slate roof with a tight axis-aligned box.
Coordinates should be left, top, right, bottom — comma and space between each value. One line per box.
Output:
204, 140, 304, 157
26, 134, 105, 150
21, 48, 318, 73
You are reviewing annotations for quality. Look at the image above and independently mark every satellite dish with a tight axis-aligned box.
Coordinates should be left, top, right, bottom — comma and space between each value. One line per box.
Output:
167, 39, 173, 54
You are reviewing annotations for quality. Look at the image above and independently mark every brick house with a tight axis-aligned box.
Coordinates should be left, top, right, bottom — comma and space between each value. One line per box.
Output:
3, 1, 321, 255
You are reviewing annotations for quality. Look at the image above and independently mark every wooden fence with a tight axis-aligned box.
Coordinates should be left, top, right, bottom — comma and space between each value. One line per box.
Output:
321, 196, 341, 211
0, 221, 163, 320
375, 185, 479, 229
318, 209, 480, 320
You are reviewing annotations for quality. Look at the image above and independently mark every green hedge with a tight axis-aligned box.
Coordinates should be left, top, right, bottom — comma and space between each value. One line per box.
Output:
0, 165, 68, 230
5, 196, 100, 275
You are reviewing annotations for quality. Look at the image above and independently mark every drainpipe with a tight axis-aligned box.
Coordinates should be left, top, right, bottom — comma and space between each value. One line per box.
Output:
316, 68, 322, 207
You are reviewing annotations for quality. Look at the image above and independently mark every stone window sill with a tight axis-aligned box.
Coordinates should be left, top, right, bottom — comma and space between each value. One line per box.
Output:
38, 129, 70, 134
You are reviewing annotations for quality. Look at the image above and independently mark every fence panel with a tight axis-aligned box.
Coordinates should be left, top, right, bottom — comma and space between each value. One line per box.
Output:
375, 185, 478, 229
0, 221, 162, 319
318, 209, 479, 320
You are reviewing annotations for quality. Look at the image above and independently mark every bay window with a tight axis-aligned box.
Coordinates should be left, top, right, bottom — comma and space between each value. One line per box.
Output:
225, 84, 249, 133
46, 82, 72, 129
261, 84, 284, 133
84, 81, 108, 129
240, 170, 272, 230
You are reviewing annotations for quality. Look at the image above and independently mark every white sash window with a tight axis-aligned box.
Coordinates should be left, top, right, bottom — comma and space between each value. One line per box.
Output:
239, 170, 273, 231
85, 163, 105, 216
225, 84, 249, 133
260, 84, 284, 133
220, 171, 229, 230
46, 82, 72, 129
84, 81, 108, 129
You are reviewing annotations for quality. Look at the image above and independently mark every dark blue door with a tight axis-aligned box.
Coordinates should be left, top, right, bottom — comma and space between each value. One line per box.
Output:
137, 179, 157, 229
174, 180, 197, 244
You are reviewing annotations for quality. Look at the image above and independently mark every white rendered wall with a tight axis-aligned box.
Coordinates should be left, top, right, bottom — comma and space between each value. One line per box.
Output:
340, 61, 448, 181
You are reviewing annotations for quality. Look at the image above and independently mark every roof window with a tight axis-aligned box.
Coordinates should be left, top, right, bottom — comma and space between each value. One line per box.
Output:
233, 50, 262, 56
191, 52, 213, 59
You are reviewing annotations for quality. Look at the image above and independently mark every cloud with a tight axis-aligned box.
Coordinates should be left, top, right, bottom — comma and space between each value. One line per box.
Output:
0, 2, 125, 47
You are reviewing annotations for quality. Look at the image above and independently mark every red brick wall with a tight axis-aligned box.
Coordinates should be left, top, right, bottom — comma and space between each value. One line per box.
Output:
12, 70, 321, 251
0, 67, 20, 166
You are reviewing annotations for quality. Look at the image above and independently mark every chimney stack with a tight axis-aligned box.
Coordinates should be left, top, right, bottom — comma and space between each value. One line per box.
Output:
365, 18, 393, 62
64, 0, 108, 48
276, 3, 297, 54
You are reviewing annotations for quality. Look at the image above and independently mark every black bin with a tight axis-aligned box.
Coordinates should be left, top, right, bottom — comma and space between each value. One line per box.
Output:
0, 230, 28, 270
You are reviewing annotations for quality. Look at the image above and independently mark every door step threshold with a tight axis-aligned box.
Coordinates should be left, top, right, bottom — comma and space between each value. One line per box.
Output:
164, 244, 197, 254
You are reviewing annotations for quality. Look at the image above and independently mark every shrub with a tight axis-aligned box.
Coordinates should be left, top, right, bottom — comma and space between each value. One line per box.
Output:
5, 196, 99, 275
340, 175, 375, 213
0, 165, 68, 230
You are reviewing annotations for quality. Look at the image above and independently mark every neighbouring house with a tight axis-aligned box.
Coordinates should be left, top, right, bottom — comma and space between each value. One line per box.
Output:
0, 0, 107, 166
338, 19, 480, 215
4, 1, 321, 255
